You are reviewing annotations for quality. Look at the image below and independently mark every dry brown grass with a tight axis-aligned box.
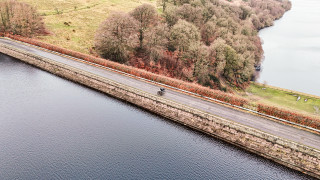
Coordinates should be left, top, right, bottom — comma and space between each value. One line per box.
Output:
3, 0, 156, 54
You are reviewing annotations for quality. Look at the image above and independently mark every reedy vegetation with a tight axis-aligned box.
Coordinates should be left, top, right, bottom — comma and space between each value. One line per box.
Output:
95, 0, 291, 90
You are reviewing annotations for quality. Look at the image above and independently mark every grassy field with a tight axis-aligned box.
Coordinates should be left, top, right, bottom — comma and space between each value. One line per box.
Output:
244, 83, 320, 116
18, 0, 156, 54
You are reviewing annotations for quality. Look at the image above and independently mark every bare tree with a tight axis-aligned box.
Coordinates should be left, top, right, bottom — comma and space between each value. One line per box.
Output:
185, 43, 210, 84
209, 38, 227, 76
157, 0, 170, 11
130, 4, 157, 50
163, 5, 179, 27
176, 4, 204, 27
95, 12, 138, 63
144, 23, 169, 61
0, 0, 47, 37
201, 21, 216, 45
169, 20, 200, 52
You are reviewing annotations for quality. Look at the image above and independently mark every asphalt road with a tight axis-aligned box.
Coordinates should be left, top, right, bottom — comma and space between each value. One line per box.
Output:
1, 38, 319, 150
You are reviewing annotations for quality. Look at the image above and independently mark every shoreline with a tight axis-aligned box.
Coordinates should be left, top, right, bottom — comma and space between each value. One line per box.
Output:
257, 0, 320, 97
253, 82, 320, 100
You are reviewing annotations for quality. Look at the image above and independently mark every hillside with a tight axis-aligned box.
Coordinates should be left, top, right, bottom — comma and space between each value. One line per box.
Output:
91, 0, 291, 90
13, 0, 157, 54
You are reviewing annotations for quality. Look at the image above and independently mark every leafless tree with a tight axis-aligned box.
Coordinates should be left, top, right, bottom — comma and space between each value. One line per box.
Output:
169, 20, 200, 52
95, 12, 138, 63
144, 23, 169, 61
0, 0, 47, 37
201, 21, 216, 45
130, 4, 157, 50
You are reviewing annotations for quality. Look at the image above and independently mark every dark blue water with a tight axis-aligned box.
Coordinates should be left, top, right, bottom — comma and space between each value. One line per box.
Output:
0, 54, 313, 179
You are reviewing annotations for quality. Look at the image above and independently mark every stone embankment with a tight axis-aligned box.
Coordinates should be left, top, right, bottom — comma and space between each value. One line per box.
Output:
0, 44, 319, 178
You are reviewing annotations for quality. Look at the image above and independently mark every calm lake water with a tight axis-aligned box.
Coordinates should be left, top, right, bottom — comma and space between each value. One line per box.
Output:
258, 0, 320, 96
0, 54, 313, 179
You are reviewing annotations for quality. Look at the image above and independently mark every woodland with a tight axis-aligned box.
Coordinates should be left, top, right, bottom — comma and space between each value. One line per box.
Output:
94, 0, 291, 90
0, 0, 291, 90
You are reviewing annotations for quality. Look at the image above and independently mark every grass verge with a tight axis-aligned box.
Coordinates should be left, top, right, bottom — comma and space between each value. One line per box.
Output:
244, 83, 320, 117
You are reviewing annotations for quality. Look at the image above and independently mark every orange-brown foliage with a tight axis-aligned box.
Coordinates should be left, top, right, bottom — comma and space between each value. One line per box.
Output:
3, 34, 319, 130
0, 0, 48, 37
258, 104, 320, 130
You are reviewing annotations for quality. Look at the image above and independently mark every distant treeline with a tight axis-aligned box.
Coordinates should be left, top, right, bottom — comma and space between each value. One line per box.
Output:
95, 0, 291, 90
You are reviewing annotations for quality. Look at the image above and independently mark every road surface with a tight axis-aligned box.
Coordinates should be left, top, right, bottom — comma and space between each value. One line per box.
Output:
1, 38, 319, 150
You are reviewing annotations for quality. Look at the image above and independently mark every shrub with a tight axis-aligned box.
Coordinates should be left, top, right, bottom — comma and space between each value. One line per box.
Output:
94, 12, 138, 63
0, 0, 47, 37
258, 104, 320, 130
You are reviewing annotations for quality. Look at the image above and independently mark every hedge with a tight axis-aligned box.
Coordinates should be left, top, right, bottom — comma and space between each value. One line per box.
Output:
258, 104, 320, 130
1, 33, 319, 130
